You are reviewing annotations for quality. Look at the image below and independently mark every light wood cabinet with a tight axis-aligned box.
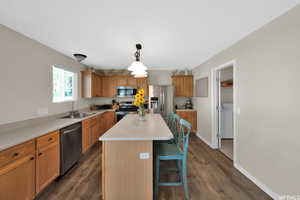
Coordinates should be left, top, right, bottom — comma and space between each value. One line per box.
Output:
127, 76, 137, 86
90, 116, 99, 146
172, 75, 193, 97
116, 76, 128, 86
136, 78, 149, 97
0, 141, 36, 200
102, 111, 116, 133
36, 131, 60, 194
176, 110, 197, 133
102, 76, 117, 97
82, 72, 149, 98
81, 72, 103, 98
82, 118, 92, 153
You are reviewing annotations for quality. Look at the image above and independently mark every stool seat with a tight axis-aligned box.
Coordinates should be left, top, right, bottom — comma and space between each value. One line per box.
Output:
157, 143, 182, 158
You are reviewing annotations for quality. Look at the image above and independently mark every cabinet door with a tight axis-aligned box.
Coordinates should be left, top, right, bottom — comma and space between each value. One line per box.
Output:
176, 111, 197, 133
107, 111, 116, 130
91, 123, 99, 146
103, 76, 117, 97
91, 74, 98, 97
116, 76, 128, 87
36, 142, 60, 193
127, 76, 137, 87
190, 111, 197, 133
82, 119, 91, 153
136, 78, 149, 97
184, 76, 193, 97
173, 76, 184, 96
0, 154, 35, 200
98, 114, 105, 138
96, 76, 103, 97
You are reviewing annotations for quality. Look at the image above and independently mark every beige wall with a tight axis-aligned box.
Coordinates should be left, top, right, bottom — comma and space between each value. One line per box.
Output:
148, 70, 173, 85
0, 25, 91, 125
192, 5, 300, 196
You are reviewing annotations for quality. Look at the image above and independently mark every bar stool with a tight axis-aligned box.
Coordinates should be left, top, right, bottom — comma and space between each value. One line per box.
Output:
155, 119, 191, 200
165, 113, 181, 144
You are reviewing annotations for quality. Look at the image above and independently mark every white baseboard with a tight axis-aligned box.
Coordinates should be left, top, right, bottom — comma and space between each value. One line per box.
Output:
234, 163, 279, 200
196, 132, 217, 149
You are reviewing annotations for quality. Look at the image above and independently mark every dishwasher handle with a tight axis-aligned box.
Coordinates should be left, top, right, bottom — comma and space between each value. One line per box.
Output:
61, 126, 81, 134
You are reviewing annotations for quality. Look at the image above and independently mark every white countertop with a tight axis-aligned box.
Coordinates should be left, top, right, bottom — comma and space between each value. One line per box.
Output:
0, 110, 114, 151
99, 114, 173, 141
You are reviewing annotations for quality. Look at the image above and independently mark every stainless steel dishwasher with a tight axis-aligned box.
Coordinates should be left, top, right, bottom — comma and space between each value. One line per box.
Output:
60, 122, 82, 175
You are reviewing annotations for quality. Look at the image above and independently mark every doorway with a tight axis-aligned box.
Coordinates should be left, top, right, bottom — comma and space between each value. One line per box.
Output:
212, 61, 236, 161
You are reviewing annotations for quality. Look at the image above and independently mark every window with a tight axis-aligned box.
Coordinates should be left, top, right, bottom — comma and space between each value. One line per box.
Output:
52, 66, 77, 102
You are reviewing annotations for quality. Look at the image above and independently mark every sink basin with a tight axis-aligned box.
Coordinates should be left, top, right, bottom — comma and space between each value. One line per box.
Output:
60, 112, 96, 119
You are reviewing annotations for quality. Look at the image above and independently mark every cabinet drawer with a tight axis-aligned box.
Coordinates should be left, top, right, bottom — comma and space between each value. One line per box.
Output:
0, 140, 35, 168
37, 131, 59, 149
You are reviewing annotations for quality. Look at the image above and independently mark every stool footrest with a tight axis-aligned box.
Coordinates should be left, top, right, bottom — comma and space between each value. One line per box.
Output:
159, 182, 183, 186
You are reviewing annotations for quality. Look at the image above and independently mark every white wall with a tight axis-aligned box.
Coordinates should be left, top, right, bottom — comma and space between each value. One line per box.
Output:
0, 25, 91, 125
192, 5, 300, 196
148, 70, 173, 85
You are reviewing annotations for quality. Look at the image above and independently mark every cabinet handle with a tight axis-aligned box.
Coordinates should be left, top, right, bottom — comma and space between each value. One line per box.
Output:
48, 137, 53, 141
30, 157, 34, 160
38, 152, 43, 156
12, 152, 19, 157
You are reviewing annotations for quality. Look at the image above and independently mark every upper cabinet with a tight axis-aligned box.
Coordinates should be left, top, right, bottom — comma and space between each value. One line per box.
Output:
172, 75, 194, 97
102, 76, 117, 97
136, 78, 149, 97
81, 72, 149, 98
81, 72, 103, 98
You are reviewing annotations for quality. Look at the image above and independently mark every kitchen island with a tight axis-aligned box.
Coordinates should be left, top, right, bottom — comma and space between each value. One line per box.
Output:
99, 114, 173, 200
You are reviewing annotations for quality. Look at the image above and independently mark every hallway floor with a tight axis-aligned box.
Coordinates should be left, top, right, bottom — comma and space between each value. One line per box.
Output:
37, 135, 271, 200
220, 139, 233, 160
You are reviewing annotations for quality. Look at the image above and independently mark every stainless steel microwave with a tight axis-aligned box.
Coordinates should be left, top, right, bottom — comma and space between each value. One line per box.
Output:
116, 86, 137, 97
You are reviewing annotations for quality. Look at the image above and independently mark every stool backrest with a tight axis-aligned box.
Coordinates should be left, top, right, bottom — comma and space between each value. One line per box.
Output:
166, 113, 181, 142
178, 119, 191, 157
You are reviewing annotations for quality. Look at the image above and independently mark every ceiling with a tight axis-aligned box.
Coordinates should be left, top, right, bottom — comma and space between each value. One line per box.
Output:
0, 0, 299, 70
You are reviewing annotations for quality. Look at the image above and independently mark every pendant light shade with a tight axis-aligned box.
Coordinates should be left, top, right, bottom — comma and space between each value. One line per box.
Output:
128, 44, 147, 77
128, 61, 147, 71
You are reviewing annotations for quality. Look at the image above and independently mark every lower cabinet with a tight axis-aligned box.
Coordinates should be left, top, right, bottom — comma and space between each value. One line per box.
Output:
176, 110, 197, 133
103, 111, 116, 132
90, 116, 99, 146
0, 141, 36, 200
36, 131, 60, 194
82, 118, 92, 153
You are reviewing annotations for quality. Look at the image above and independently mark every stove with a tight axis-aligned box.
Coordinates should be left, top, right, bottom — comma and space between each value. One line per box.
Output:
116, 102, 138, 122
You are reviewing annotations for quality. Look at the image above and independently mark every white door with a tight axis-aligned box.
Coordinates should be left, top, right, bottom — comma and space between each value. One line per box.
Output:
216, 70, 222, 148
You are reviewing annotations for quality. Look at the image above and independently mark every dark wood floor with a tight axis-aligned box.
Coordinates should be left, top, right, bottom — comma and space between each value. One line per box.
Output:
37, 135, 271, 200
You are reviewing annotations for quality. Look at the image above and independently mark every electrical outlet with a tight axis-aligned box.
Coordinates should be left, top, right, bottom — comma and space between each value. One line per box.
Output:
139, 153, 150, 159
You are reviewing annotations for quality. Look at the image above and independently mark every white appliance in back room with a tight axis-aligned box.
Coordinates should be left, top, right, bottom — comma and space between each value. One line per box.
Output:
149, 85, 174, 118
221, 103, 233, 138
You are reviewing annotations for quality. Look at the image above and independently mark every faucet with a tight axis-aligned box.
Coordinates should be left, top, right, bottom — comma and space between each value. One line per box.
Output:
70, 101, 77, 117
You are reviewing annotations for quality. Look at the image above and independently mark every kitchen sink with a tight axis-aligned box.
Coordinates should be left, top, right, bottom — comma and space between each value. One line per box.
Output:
60, 112, 96, 119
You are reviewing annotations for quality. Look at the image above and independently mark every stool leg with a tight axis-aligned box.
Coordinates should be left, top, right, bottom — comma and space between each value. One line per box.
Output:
155, 158, 160, 200
182, 159, 189, 200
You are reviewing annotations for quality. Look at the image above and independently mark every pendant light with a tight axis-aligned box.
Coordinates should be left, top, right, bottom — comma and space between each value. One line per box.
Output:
128, 44, 147, 77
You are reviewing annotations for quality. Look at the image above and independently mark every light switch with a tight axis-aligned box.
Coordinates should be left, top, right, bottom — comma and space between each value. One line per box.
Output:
139, 153, 150, 159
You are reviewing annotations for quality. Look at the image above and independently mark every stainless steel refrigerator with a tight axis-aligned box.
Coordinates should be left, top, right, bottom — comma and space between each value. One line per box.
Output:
149, 85, 174, 118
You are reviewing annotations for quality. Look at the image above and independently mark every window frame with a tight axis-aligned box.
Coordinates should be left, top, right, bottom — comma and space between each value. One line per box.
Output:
52, 66, 77, 103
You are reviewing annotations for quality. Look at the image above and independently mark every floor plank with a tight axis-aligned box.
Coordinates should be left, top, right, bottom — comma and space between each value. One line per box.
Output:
37, 136, 271, 200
